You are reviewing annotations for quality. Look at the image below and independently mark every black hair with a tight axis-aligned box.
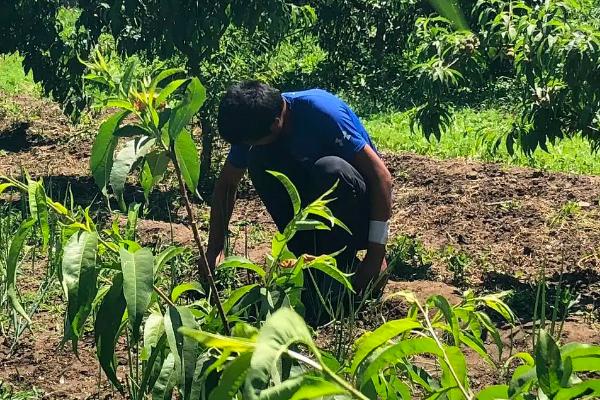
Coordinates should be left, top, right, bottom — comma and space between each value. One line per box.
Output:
217, 81, 283, 144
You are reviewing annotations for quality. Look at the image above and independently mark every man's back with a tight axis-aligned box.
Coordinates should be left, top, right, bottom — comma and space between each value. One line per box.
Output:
227, 88, 375, 169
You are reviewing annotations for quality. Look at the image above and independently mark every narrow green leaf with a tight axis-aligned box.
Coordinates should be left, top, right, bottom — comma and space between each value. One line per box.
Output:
90, 110, 129, 194
120, 247, 154, 342
120, 59, 136, 95
222, 284, 260, 315
258, 374, 346, 400
351, 319, 422, 374
267, 170, 301, 216
359, 337, 443, 387
164, 305, 199, 399
141, 149, 170, 200
244, 308, 318, 399
180, 327, 256, 352
62, 231, 99, 351
304, 254, 354, 292
168, 77, 206, 140
174, 129, 200, 193
152, 353, 177, 400
154, 246, 185, 275
171, 282, 205, 302
114, 124, 148, 137
142, 310, 164, 361
6, 218, 36, 324
27, 180, 50, 250
554, 379, 600, 400
535, 329, 563, 396
105, 98, 137, 112
95, 273, 126, 393
475, 385, 509, 400
208, 352, 253, 400
428, 295, 460, 346
156, 79, 189, 107
110, 136, 156, 210
218, 256, 266, 278
150, 68, 185, 93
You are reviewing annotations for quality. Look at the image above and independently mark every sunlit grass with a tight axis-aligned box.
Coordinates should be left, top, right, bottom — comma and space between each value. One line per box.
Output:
365, 107, 600, 175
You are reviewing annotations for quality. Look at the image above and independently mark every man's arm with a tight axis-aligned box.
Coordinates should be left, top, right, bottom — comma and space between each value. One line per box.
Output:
351, 145, 393, 291
206, 160, 246, 269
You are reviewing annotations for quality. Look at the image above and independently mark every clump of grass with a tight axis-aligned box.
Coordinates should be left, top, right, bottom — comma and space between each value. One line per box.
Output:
365, 107, 600, 175
548, 200, 582, 227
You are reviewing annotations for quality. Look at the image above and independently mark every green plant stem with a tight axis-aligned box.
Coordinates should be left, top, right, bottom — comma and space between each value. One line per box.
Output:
169, 147, 230, 335
417, 301, 474, 400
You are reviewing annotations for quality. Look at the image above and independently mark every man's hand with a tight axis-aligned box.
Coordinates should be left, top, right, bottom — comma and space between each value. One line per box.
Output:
206, 249, 225, 271
206, 161, 245, 271
351, 145, 393, 294
353, 243, 388, 294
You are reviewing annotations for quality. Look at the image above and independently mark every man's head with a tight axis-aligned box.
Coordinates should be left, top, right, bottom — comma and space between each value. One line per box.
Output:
218, 81, 285, 146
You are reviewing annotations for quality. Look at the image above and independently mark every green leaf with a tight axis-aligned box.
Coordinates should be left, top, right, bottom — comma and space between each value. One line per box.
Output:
351, 318, 422, 374
561, 343, 600, 372
267, 170, 301, 216
164, 305, 199, 399
142, 310, 164, 361
535, 329, 564, 396
141, 149, 171, 201
218, 256, 266, 279
168, 77, 206, 140
152, 353, 177, 400
120, 59, 136, 95
359, 337, 443, 387
475, 385, 509, 400
208, 352, 253, 400
257, 374, 346, 400
27, 179, 49, 251
554, 379, 600, 400
174, 128, 200, 193
90, 110, 128, 194
154, 246, 185, 275
6, 218, 36, 324
222, 284, 260, 315
62, 231, 99, 350
150, 68, 185, 94
180, 327, 256, 352
171, 282, 205, 302
120, 247, 154, 342
95, 273, 126, 393
244, 308, 319, 399
105, 98, 137, 112
110, 136, 156, 210
156, 79, 189, 107
304, 254, 354, 292
428, 295, 460, 346
114, 124, 148, 137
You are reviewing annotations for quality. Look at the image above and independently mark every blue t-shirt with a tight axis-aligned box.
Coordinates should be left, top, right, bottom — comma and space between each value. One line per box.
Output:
226, 89, 375, 169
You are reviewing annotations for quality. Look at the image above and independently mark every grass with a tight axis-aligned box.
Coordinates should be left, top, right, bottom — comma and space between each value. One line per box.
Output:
365, 107, 600, 175
0, 54, 39, 95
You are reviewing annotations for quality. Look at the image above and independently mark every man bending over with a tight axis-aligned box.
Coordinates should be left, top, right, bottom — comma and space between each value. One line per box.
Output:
206, 81, 392, 318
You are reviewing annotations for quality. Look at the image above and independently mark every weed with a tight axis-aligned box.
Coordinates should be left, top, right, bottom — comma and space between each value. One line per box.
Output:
386, 234, 433, 280
441, 245, 472, 287
0, 382, 42, 400
549, 201, 582, 227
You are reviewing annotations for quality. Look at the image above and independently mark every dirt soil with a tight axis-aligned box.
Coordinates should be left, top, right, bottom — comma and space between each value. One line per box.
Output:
1, 94, 599, 398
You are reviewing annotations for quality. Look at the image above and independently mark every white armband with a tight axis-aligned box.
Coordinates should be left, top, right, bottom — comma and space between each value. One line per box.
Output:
368, 220, 390, 245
